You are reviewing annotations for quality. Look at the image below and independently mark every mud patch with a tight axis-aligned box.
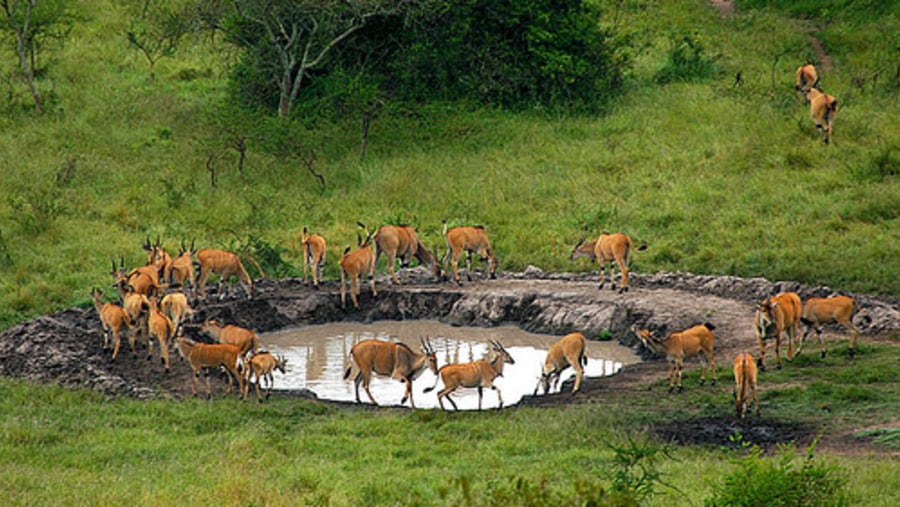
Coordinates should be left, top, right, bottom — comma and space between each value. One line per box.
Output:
652, 415, 816, 450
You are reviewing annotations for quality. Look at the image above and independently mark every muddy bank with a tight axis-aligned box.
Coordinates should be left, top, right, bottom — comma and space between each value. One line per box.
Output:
0, 269, 897, 400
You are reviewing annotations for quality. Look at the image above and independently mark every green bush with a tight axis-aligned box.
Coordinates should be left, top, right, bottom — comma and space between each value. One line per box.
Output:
655, 31, 717, 84
706, 437, 848, 506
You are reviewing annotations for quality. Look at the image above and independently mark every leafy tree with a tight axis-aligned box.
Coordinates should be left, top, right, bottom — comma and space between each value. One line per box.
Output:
126, 0, 196, 80
215, 0, 418, 118
1, 0, 71, 112
345, 0, 629, 109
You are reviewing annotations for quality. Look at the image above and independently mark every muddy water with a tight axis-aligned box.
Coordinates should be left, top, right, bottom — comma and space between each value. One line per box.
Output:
260, 320, 640, 410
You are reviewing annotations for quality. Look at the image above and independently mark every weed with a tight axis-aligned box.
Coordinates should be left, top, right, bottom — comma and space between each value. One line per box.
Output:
706, 437, 849, 506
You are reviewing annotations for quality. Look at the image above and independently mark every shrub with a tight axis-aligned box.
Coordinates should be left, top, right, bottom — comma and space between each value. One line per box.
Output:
705, 437, 848, 506
655, 31, 717, 84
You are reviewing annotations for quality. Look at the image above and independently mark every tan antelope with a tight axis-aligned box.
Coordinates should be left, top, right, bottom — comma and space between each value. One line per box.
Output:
199, 318, 259, 359
733, 352, 759, 419
339, 223, 377, 308
343, 337, 437, 408
111, 257, 160, 298
799, 295, 860, 359
633, 323, 717, 392
160, 291, 193, 336
424, 340, 515, 410
533, 332, 587, 395
374, 224, 441, 284
754, 292, 801, 369
147, 294, 176, 372
90, 288, 132, 360
795, 63, 819, 94
195, 248, 256, 301
118, 284, 151, 358
570, 233, 646, 293
443, 221, 497, 285
175, 337, 244, 399
300, 227, 327, 289
164, 240, 196, 299
143, 236, 171, 281
802, 87, 838, 144
243, 351, 288, 402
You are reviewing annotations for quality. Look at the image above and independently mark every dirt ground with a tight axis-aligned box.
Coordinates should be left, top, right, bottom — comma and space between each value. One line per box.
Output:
1, 269, 897, 454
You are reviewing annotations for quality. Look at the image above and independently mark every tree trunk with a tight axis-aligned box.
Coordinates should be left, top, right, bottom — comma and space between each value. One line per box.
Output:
3, 0, 43, 112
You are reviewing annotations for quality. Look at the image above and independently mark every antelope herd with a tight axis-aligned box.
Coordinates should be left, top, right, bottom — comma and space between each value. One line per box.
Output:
88, 64, 863, 413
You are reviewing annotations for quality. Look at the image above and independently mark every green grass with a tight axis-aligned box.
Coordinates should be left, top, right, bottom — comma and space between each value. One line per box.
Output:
0, 1, 898, 504
1, 340, 898, 506
0, 1, 899, 329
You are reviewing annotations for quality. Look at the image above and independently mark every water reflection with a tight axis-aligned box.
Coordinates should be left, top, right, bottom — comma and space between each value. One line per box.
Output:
260, 321, 640, 410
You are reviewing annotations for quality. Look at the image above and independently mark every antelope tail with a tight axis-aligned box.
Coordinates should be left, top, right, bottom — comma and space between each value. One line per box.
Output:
343, 364, 353, 380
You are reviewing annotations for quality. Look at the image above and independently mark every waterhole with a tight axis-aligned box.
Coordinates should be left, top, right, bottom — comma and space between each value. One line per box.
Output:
260, 320, 640, 410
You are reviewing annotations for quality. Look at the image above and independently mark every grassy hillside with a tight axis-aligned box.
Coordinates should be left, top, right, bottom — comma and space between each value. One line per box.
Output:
0, 1, 898, 329
1, 2, 898, 505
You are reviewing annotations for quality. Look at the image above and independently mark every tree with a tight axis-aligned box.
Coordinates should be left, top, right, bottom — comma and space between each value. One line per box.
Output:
126, 0, 195, 80
219, 0, 417, 118
2, 0, 43, 112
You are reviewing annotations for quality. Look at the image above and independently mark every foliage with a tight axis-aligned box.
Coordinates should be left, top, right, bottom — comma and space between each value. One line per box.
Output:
125, 0, 197, 79
605, 435, 674, 503
349, 0, 628, 110
705, 437, 849, 506
735, 0, 900, 22
654, 31, 718, 84
217, 0, 408, 117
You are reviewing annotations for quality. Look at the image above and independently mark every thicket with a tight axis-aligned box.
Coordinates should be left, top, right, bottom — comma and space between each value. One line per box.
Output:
225, 0, 628, 115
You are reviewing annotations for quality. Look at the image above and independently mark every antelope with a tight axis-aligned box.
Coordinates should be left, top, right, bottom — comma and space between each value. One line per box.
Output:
534, 332, 587, 395
733, 352, 759, 419
243, 351, 288, 402
754, 292, 801, 370
799, 295, 860, 359
175, 337, 244, 399
374, 224, 441, 284
90, 287, 132, 360
342, 337, 437, 408
802, 87, 838, 144
339, 224, 376, 308
160, 291, 194, 336
795, 63, 819, 94
570, 233, 646, 293
199, 318, 259, 359
164, 240, 196, 299
424, 340, 515, 410
147, 294, 176, 372
143, 236, 171, 281
195, 248, 255, 301
443, 221, 497, 285
300, 227, 327, 289
119, 285, 150, 358
111, 258, 160, 298
633, 322, 717, 392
